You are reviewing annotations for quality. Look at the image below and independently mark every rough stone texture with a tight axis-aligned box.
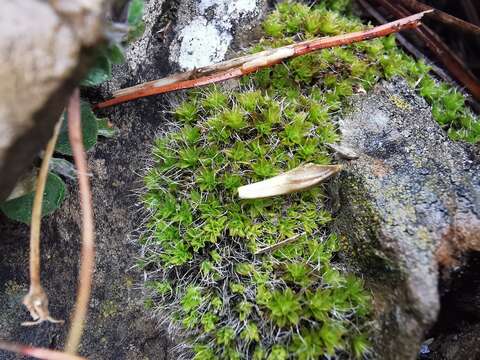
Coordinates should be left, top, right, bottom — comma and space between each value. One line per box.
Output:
0, 0, 105, 202
0, 0, 266, 358
331, 79, 480, 360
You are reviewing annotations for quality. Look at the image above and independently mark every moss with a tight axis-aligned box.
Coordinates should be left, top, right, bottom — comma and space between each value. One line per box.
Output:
138, 1, 480, 358
100, 300, 119, 319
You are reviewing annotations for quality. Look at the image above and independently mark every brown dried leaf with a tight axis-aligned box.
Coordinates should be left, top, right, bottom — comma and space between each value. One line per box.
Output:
238, 163, 342, 199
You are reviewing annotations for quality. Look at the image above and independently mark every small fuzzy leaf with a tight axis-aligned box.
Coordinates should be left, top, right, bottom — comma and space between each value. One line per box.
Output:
0, 172, 66, 224
238, 163, 342, 199
128, 0, 144, 26
105, 43, 125, 65
81, 54, 112, 87
97, 118, 119, 138
49, 157, 77, 180
56, 103, 98, 156
127, 0, 145, 42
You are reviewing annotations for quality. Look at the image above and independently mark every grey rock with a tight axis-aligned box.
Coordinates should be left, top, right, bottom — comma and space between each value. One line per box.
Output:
331, 79, 480, 359
0, 0, 104, 202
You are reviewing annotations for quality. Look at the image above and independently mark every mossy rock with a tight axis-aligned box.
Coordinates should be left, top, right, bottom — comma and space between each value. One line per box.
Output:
332, 79, 480, 359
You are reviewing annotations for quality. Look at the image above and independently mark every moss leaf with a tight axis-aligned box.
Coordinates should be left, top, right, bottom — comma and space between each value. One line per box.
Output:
105, 43, 125, 65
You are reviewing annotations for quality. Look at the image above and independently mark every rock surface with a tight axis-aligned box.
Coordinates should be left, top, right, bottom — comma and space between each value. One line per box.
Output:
332, 80, 480, 359
0, 0, 266, 358
0, 0, 104, 202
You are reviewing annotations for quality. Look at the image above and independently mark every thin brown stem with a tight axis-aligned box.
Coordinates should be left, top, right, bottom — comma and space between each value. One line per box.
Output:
255, 233, 305, 255
95, 11, 429, 109
370, 0, 480, 102
22, 118, 64, 326
65, 89, 96, 354
0, 340, 87, 360
357, 0, 453, 84
399, 0, 480, 35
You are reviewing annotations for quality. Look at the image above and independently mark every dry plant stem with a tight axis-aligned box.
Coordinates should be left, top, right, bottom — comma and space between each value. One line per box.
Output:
372, 0, 480, 101
0, 340, 87, 360
357, 0, 454, 85
22, 119, 64, 327
255, 233, 305, 255
65, 89, 96, 355
399, 0, 480, 35
95, 11, 429, 108
462, 0, 480, 27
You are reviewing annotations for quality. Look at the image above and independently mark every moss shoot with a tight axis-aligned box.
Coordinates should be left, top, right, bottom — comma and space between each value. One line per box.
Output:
139, 1, 479, 359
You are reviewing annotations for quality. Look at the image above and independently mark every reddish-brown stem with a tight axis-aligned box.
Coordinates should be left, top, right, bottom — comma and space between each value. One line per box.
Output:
0, 340, 86, 360
462, 0, 480, 27
371, 0, 480, 101
95, 11, 429, 109
399, 0, 480, 35
65, 89, 96, 354
357, 0, 454, 84
22, 119, 64, 326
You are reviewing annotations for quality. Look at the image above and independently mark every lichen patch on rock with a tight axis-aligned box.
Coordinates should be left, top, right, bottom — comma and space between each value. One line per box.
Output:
174, 17, 233, 70
169, 0, 260, 70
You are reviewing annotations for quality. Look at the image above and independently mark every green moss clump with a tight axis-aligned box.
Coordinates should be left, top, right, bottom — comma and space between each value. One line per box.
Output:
260, 2, 479, 143
139, 1, 479, 359
142, 75, 371, 357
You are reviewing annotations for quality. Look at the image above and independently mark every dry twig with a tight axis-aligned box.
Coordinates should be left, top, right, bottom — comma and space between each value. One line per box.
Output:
22, 119, 64, 326
65, 89, 96, 355
399, 0, 480, 35
255, 233, 305, 255
357, 0, 454, 85
95, 11, 429, 108
370, 0, 480, 101
0, 340, 86, 360
462, 0, 480, 27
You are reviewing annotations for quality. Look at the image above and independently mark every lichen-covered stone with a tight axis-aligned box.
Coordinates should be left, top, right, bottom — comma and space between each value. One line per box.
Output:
332, 79, 480, 359
168, 0, 263, 70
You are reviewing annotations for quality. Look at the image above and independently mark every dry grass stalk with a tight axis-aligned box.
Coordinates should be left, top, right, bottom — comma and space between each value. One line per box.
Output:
22, 119, 64, 326
0, 340, 87, 360
399, 0, 480, 35
255, 233, 305, 255
65, 89, 96, 355
95, 11, 430, 108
